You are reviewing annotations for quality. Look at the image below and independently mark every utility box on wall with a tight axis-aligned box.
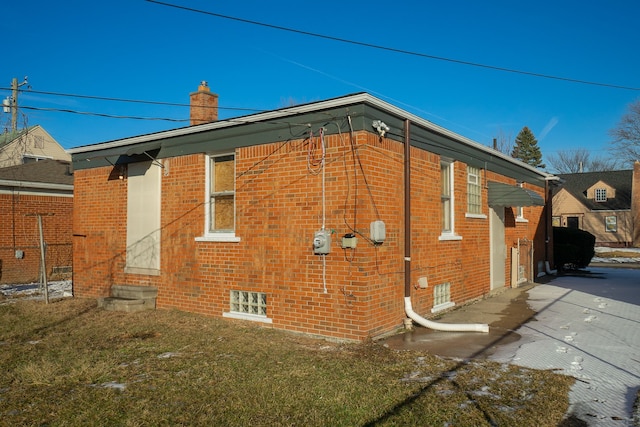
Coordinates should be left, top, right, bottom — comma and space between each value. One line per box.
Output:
370, 220, 386, 245
313, 229, 331, 255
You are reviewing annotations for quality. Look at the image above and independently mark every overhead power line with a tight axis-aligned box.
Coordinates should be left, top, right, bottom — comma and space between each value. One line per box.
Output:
20, 105, 189, 122
145, 0, 639, 92
0, 87, 259, 113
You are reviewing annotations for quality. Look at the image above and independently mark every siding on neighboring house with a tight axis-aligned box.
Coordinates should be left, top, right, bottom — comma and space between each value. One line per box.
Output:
69, 92, 552, 341
553, 166, 639, 247
0, 125, 71, 168
0, 160, 73, 284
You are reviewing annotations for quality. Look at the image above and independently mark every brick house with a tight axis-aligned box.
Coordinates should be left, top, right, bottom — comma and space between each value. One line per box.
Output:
0, 159, 73, 284
552, 162, 640, 247
68, 86, 556, 341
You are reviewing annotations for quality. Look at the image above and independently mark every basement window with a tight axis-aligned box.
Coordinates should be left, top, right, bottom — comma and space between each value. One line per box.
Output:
431, 282, 455, 313
224, 290, 272, 324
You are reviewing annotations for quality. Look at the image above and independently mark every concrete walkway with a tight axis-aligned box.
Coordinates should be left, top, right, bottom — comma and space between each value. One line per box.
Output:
382, 265, 640, 426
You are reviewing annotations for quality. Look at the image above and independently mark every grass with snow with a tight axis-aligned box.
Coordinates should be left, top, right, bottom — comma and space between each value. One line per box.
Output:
0, 298, 574, 426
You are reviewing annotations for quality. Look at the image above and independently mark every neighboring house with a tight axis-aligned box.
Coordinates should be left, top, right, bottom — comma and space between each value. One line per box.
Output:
0, 159, 74, 284
0, 125, 71, 168
68, 85, 556, 342
552, 162, 640, 248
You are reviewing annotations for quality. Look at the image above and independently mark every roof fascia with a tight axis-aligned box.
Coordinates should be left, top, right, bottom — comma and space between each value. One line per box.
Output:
0, 179, 73, 191
69, 92, 554, 184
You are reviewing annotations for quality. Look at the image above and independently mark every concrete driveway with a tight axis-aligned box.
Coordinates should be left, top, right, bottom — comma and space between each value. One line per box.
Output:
382, 266, 640, 426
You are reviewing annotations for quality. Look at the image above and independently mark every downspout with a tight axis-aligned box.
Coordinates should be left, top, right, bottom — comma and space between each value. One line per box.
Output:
402, 119, 488, 333
544, 177, 558, 275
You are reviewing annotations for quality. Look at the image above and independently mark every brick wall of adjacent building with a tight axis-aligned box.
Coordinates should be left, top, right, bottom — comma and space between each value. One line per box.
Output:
72, 130, 546, 341
0, 192, 73, 284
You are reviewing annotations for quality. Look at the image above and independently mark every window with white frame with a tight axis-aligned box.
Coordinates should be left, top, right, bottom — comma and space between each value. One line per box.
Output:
230, 290, 267, 316
440, 160, 456, 237
467, 166, 482, 214
605, 215, 617, 232
515, 183, 525, 221
595, 188, 607, 202
197, 153, 240, 242
432, 282, 454, 313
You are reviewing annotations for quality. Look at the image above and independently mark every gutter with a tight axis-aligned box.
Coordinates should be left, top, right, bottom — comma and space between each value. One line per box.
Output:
0, 179, 73, 191
402, 119, 488, 333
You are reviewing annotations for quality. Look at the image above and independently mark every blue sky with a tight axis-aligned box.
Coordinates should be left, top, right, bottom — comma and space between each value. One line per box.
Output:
3, 0, 639, 170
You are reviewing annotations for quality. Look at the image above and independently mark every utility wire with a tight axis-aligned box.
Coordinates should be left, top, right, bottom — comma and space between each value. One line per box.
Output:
20, 105, 189, 122
0, 86, 260, 113
146, 0, 639, 92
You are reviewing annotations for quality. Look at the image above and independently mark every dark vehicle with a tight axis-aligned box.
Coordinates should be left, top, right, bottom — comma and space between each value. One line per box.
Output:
553, 226, 596, 271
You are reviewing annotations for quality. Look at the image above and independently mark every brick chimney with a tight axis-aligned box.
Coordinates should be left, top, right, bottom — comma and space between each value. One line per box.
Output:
632, 161, 640, 247
190, 81, 218, 125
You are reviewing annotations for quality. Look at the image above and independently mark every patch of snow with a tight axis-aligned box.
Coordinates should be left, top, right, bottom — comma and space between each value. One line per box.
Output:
93, 381, 126, 392
491, 267, 640, 425
0, 280, 72, 303
592, 247, 640, 263
157, 352, 179, 359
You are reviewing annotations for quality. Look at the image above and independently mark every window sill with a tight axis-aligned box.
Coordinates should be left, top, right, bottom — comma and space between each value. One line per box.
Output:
431, 301, 455, 313
196, 235, 241, 243
223, 312, 273, 324
465, 213, 487, 219
124, 267, 161, 276
438, 234, 462, 241
515, 217, 529, 223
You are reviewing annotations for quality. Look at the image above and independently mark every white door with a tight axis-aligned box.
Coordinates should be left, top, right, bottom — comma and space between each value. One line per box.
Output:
126, 161, 161, 273
490, 206, 506, 290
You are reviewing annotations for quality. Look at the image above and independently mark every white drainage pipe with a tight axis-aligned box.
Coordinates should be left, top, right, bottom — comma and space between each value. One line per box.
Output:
545, 261, 557, 275
404, 297, 489, 333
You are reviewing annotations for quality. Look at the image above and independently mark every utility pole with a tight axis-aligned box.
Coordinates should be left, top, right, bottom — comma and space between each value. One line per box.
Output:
9, 76, 28, 132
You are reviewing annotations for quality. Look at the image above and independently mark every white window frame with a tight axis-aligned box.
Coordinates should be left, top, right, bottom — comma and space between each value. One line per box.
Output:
595, 188, 607, 202
515, 182, 528, 223
223, 290, 272, 324
466, 166, 485, 218
196, 153, 241, 243
439, 159, 461, 240
22, 154, 53, 164
431, 282, 455, 313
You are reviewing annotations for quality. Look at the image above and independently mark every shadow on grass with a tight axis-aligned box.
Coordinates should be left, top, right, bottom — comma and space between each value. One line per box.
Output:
8, 299, 97, 343
364, 280, 591, 426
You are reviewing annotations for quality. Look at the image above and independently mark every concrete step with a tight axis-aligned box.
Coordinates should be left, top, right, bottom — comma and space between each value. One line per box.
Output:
111, 285, 158, 300
97, 285, 158, 312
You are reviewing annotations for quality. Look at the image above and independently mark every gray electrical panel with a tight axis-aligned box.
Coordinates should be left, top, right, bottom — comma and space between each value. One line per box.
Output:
370, 220, 386, 244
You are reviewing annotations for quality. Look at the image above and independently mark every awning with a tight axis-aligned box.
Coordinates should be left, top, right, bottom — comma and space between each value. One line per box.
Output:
488, 181, 545, 207
125, 141, 162, 156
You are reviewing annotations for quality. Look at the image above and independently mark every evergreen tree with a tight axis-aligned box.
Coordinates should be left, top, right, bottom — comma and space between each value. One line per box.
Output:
511, 126, 545, 169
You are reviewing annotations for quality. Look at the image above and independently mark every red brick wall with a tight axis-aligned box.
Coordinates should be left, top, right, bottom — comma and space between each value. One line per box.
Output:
485, 171, 546, 281
0, 192, 72, 284
73, 131, 546, 341
72, 166, 128, 296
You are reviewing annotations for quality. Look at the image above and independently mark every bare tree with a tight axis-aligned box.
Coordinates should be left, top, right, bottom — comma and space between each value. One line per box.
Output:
609, 99, 640, 166
491, 128, 514, 155
547, 149, 621, 173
